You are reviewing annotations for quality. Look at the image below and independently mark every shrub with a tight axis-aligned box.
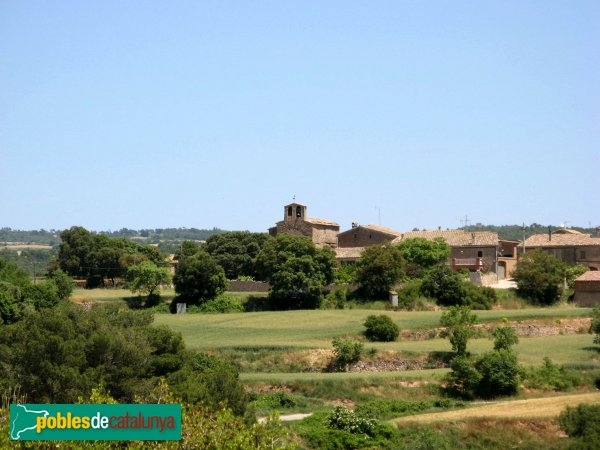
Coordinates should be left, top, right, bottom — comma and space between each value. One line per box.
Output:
445, 355, 482, 399
559, 403, 600, 446
322, 285, 348, 309
363, 314, 400, 342
355, 399, 434, 420
591, 306, 600, 345
327, 406, 377, 436
463, 283, 496, 309
331, 337, 363, 372
474, 349, 520, 398
198, 295, 244, 313
397, 279, 426, 310
522, 357, 584, 391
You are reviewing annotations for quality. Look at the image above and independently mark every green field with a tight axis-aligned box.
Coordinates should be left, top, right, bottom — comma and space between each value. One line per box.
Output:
153, 307, 591, 348
70, 288, 600, 447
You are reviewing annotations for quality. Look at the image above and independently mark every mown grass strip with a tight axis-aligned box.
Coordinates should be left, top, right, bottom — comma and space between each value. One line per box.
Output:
391, 392, 600, 424
240, 368, 450, 383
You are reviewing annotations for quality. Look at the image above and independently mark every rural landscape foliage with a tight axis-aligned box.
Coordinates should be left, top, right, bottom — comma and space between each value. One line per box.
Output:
1, 225, 600, 449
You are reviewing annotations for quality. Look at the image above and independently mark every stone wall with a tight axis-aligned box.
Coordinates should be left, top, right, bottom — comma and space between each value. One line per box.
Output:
469, 271, 498, 286
227, 280, 270, 292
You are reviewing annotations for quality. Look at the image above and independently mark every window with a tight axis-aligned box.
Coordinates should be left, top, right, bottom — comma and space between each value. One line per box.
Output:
296, 206, 302, 217
287, 206, 292, 217
477, 251, 483, 258
580, 250, 587, 260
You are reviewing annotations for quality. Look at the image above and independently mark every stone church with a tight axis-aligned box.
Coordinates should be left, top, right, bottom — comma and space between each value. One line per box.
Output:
268, 202, 339, 247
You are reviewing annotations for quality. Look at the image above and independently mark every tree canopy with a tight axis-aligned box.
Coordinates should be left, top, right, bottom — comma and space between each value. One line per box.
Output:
172, 248, 228, 305
512, 249, 566, 305
255, 234, 336, 309
58, 226, 166, 287
396, 237, 451, 278
0, 302, 248, 415
127, 260, 172, 298
203, 231, 269, 280
0, 255, 63, 324
355, 244, 405, 300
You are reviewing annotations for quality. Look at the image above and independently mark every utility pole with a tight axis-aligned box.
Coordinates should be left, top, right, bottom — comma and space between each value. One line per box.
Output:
521, 222, 527, 254
374, 206, 382, 225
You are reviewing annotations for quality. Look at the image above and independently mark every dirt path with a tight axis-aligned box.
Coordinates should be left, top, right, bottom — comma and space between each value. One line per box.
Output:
258, 413, 313, 424
392, 392, 600, 425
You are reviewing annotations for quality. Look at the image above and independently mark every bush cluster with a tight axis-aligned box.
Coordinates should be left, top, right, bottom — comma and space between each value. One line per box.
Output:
522, 357, 584, 391
363, 314, 400, 342
559, 403, 600, 447
331, 337, 363, 372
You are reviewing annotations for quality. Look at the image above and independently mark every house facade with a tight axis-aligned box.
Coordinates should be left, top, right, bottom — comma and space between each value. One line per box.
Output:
337, 224, 402, 248
335, 224, 501, 275
391, 229, 500, 274
574, 271, 600, 306
521, 229, 600, 271
268, 202, 340, 247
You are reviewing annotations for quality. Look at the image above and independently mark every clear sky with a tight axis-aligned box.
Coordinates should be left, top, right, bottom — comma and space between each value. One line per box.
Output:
1, 1, 598, 233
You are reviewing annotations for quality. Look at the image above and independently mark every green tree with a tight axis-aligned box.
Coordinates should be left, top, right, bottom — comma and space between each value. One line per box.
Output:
58, 226, 168, 287
363, 314, 400, 342
474, 349, 520, 398
331, 337, 363, 372
396, 237, 450, 278
491, 326, 519, 351
174, 239, 202, 261
168, 352, 248, 417
445, 355, 482, 399
255, 234, 336, 309
512, 249, 566, 305
127, 260, 172, 298
57, 226, 96, 279
47, 268, 74, 300
203, 231, 269, 280
355, 244, 405, 300
173, 251, 228, 305
440, 306, 478, 356
420, 265, 467, 306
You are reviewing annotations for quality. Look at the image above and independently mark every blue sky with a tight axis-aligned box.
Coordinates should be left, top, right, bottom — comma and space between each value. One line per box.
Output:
1, 1, 598, 233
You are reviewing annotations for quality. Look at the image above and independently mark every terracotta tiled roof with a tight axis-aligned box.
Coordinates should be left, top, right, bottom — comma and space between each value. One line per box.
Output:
361, 224, 403, 237
335, 247, 364, 259
524, 232, 600, 247
575, 271, 600, 282
305, 217, 340, 227
391, 229, 499, 247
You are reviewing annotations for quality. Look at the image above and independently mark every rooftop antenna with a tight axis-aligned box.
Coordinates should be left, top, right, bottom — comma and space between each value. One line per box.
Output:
374, 206, 382, 225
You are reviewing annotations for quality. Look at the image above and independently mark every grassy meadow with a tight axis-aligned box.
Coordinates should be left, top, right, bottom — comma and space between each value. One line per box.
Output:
73, 287, 600, 448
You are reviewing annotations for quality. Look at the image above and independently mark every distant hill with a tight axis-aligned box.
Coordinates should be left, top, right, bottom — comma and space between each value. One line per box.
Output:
1, 225, 597, 247
464, 224, 597, 241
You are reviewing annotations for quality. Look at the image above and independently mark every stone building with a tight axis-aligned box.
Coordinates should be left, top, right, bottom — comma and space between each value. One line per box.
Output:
574, 271, 600, 306
521, 228, 600, 270
392, 229, 500, 274
337, 223, 402, 248
268, 202, 339, 247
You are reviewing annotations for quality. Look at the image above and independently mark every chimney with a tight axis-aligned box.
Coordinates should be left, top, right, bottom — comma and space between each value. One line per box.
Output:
548, 226, 552, 242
